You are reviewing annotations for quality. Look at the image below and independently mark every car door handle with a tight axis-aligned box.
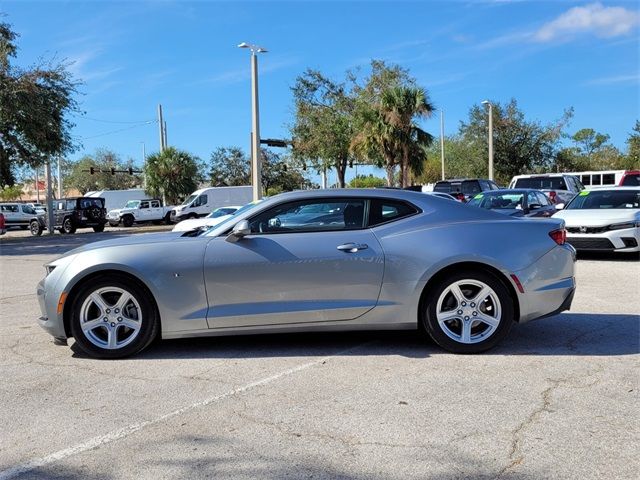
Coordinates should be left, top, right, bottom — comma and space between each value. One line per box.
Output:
337, 243, 368, 253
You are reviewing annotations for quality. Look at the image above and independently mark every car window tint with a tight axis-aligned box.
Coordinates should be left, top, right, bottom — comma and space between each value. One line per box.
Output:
581, 175, 591, 186
22, 205, 36, 214
67, 200, 76, 209
368, 199, 418, 227
151, 201, 160, 208
433, 182, 451, 193
140, 201, 149, 209
514, 177, 568, 190
621, 174, 639, 186
249, 198, 364, 234
461, 181, 481, 195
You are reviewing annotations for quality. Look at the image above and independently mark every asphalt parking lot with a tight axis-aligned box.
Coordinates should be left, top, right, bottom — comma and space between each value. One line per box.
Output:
0, 231, 638, 480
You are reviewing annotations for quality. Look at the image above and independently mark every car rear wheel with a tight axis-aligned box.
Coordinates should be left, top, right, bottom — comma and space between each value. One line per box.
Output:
422, 270, 514, 353
164, 212, 173, 225
93, 225, 105, 232
62, 218, 76, 234
30, 220, 43, 236
70, 276, 159, 359
122, 215, 134, 227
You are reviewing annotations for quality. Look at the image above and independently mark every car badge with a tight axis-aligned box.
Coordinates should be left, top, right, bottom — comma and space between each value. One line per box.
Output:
579, 226, 587, 233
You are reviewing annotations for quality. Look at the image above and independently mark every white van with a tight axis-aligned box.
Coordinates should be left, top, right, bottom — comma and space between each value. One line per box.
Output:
85, 189, 148, 213
172, 186, 253, 221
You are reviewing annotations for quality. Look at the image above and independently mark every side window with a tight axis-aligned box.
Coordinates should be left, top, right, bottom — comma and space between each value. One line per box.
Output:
591, 174, 601, 186
151, 200, 160, 208
581, 175, 591, 186
195, 195, 208, 207
490, 181, 500, 190
527, 192, 539, 207
479, 180, 490, 191
368, 199, 418, 227
140, 201, 149, 209
22, 205, 36, 214
67, 200, 76, 210
602, 173, 615, 185
537, 192, 550, 206
57, 202, 64, 210
248, 198, 364, 234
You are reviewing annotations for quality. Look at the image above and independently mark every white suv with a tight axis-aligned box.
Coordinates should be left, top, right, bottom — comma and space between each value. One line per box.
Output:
0, 203, 44, 235
509, 174, 584, 206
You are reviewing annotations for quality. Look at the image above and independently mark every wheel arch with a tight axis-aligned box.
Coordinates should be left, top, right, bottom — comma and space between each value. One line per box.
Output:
418, 261, 520, 324
62, 269, 161, 338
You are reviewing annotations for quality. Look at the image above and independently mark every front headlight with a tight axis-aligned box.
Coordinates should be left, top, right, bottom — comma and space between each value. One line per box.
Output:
608, 221, 640, 231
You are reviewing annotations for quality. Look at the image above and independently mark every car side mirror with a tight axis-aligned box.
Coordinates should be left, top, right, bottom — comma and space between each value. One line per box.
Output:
226, 220, 251, 243
555, 203, 565, 210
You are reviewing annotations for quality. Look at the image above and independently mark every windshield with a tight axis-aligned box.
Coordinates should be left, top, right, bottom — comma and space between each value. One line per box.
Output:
514, 177, 567, 190
565, 190, 640, 210
124, 200, 140, 208
200, 201, 262, 236
207, 207, 237, 219
181, 194, 197, 206
468, 192, 524, 210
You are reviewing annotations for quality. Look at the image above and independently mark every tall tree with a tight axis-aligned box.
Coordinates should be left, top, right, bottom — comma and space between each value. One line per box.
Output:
290, 69, 357, 188
0, 22, 79, 186
261, 149, 313, 195
625, 121, 640, 168
143, 147, 202, 204
209, 146, 250, 186
66, 149, 141, 194
459, 99, 572, 184
571, 128, 610, 158
351, 62, 432, 187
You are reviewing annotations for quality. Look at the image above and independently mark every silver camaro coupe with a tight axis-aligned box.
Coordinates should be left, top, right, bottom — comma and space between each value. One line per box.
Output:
37, 189, 576, 358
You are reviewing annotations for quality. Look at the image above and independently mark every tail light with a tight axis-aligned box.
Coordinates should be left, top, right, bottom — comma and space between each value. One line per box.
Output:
548, 191, 557, 204
549, 228, 566, 245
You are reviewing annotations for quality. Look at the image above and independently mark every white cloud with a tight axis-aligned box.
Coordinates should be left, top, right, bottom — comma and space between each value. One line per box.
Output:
585, 73, 640, 85
534, 2, 640, 42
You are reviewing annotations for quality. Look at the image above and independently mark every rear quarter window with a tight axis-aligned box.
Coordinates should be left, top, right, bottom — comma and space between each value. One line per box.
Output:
368, 199, 419, 227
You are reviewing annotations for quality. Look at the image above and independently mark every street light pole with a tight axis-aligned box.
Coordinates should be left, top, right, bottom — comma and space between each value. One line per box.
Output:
440, 110, 445, 181
238, 42, 267, 201
482, 100, 494, 181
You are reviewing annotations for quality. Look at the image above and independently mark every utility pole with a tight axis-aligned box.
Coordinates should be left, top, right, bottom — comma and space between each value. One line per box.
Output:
321, 168, 327, 189
238, 42, 267, 201
45, 160, 55, 235
157, 104, 165, 152
163, 120, 168, 148
482, 100, 494, 181
57, 157, 63, 199
440, 110, 445, 181
35, 168, 40, 203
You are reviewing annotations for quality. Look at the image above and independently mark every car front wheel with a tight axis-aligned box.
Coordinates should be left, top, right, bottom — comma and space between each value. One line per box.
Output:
422, 270, 514, 354
69, 276, 159, 359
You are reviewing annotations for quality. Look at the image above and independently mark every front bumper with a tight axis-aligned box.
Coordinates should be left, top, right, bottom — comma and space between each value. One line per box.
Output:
566, 227, 640, 252
36, 278, 67, 339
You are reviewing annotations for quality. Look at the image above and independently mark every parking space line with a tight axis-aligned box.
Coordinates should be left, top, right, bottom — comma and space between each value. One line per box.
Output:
0, 341, 372, 480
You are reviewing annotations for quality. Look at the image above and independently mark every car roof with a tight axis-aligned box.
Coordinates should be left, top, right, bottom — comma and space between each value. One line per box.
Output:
512, 173, 576, 178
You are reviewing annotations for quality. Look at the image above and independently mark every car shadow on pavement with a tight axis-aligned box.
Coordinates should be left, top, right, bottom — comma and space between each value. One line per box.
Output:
98, 312, 639, 361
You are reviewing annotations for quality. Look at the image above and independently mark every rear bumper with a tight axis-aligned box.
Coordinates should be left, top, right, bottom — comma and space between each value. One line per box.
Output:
515, 244, 577, 323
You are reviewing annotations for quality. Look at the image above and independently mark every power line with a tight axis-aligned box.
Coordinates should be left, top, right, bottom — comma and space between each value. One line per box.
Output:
74, 115, 157, 125
73, 121, 156, 140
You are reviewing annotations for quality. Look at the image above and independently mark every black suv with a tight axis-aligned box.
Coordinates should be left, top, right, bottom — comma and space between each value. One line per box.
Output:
47, 197, 108, 234
433, 178, 500, 202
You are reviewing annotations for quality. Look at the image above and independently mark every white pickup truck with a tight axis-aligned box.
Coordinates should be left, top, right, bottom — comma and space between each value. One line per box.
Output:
107, 199, 175, 227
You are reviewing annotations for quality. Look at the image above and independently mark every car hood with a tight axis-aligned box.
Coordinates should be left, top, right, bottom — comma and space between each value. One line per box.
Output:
554, 209, 639, 227
172, 214, 232, 232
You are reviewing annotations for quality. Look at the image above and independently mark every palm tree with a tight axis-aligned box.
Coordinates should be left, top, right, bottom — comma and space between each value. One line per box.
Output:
380, 86, 434, 187
352, 86, 434, 187
143, 147, 202, 204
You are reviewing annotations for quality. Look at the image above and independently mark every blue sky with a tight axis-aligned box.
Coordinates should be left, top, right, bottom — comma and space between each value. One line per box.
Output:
2, 0, 639, 183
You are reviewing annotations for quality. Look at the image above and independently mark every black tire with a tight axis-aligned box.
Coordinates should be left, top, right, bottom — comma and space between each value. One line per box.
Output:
421, 269, 514, 354
69, 274, 160, 359
93, 224, 105, 233
62, 217, 76, 234
164, 212, 173, 225
108, 222, 119, 227
122, 215, 134, 227
30, 220, 43, 236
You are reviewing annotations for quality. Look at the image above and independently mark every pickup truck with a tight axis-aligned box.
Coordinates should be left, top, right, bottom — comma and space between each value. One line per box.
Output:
107, 199, 175, 227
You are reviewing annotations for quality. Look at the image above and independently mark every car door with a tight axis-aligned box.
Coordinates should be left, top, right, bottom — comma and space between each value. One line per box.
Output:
203, 197, 385, 329
138, 201, 150, 221
150, 200, 162, 219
